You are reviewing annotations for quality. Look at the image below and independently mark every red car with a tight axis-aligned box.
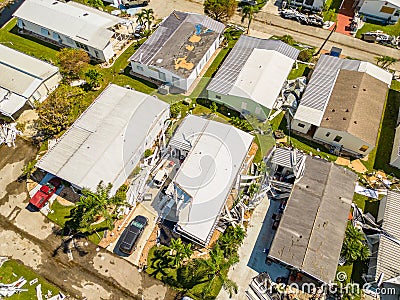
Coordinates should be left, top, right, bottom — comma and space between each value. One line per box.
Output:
29, 177, 62, 209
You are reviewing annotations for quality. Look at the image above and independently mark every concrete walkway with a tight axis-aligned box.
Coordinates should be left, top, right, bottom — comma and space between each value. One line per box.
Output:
218, 196, 281, 300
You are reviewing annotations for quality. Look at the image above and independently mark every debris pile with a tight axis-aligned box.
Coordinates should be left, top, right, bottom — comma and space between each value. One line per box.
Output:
362, 30, 400, 48
280, 9, 324, 27
0, 123, 22, 147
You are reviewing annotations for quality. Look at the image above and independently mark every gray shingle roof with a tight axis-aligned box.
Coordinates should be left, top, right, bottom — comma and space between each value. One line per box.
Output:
268, 156, 357, 283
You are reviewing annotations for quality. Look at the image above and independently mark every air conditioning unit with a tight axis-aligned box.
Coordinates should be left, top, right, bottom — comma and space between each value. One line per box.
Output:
158, 84, 170, 95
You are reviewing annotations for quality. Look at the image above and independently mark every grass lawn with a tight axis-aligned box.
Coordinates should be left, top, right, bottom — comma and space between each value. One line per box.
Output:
278, 116, 337, 161
146, 246, 222, 300
288, 64, 311, 80
0, 19, 60, 64
47, 200, 105, 245
356, 20, 400, 38
365, 81, 400, 178
0, 260, 60, 299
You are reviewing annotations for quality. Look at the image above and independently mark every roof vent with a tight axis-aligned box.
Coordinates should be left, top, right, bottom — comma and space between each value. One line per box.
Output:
83, 13, 89, 16
331, 109, 335, 112
52, 1, 58, 4
354, 121, 357, 124
343, 117, 347, 120
325, 117, 330, 120
353, 85, 357, 88
345, 108, 349, 112
363, 88, 367, 91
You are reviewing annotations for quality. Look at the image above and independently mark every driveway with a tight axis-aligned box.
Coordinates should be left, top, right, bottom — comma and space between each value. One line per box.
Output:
0, 140, 176, 300
218, 196, 285, 299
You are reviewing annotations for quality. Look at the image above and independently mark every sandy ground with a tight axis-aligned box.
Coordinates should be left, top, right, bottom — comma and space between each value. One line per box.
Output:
0, 139, 176, 300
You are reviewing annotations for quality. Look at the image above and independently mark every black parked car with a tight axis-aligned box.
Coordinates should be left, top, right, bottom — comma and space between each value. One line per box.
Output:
119, 215, 148, 255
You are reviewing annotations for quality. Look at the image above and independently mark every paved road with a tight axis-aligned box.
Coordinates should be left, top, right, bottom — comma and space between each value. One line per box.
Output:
0, 140, 175, 300
148, 0, 400, 71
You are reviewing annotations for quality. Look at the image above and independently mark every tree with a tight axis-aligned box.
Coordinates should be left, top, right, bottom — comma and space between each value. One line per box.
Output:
341, 224, 371, 264
170, 102, 181, 118
218, 225, 246, 258
36, 85, 85, 137
21, 159, 37, 180
280, 34, 294, 46
168, 238, 193, 268
210, 102, 218, 114
143, 8, 155, 31
204, 0, 237, 23
66, 181, 127, 234
298, 49, 314, 62
136, 11, 145, 26
85, 68, 103, 90
241, 5, 257, 34
57, 48, 90, 78
165, 260, 209, 298
376, 55, 397, 69
199, 245, 239, 298
87, 0, 104, 8
144, 149, 153, 158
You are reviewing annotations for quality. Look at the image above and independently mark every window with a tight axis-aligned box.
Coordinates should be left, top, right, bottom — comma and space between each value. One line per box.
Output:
32, 90, 41, 101
136, 65, 144, 72
40, 28, 50, 36
53, 32, 62, 42
326, 132, 330, 137
380, 5, 395, 14
297, 123, 305, 128
94, 50, 99, 58
359, 145, 369, 152
65, 37, 74, 44
216, 95, 221, 100
17, 19, 25, 28
334, 135, 342, 142
241, 102, 247, 110
75, 41, 89, 52
159, 72, 166, 81
172, 76, 179, 83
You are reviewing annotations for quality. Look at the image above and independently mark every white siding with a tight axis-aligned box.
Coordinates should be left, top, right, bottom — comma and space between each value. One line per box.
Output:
17, 18, 113, 62
313, 127, 374, 155
359, 0, 400, 23
390, 125, 400, 168
291, 119, 312, 134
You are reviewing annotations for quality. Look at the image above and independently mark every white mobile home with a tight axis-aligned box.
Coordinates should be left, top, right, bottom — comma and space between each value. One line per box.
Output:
129, 11, 225, 92
36, 84, 170, 195
0, 45, 61, 119
14, 0, 130, 62
207, 36, 299, 120
292, 55, 391, 156
390, 119, 400, 168
168, 115, 254, 246
357, 0, 400, 24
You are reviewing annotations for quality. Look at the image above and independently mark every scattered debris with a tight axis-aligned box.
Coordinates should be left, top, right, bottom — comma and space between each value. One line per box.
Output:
0, 276, 28, 297
0, 123, 22, 147
362, 30, 400, 48
280, 9, 324, 27
0, 257, 8, 268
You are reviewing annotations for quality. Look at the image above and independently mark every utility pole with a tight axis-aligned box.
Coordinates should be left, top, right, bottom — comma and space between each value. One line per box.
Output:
315, 23, 337, 56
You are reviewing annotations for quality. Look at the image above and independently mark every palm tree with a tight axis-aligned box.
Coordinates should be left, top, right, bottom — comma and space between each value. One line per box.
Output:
281, 34, 294, 46
199, 245, 239, 298
168, 238, 193, 268
66, 181, 127, 234
165, 260, 209, 298
136, 11, 145, 26
143, 8, 155, 31
376, 55, 397, 69
341, 224, 370, 264
218, 225, 246, 257
241, 5, 256, 34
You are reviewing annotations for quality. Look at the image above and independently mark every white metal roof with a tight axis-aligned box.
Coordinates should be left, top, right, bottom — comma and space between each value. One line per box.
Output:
294, 55, 392, 126
36, 84, 169, 194
207, 35, 299, 110
0, 45, 59, 116
172, 115, 254, 245
228, 49, 295, 109
14, 0, 123, 50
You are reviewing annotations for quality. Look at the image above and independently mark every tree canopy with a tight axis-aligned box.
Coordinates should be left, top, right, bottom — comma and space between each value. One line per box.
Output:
36, 85, 85, 137
341, 224, 371, 264
57, 48, 90, 78
204, 0, 237, 23
65, 181, 127, 234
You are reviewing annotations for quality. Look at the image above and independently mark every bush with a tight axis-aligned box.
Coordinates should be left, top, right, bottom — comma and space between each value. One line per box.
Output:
170, 103, 181, 118
144, 149, 153, 158
298, 49, 314, 62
